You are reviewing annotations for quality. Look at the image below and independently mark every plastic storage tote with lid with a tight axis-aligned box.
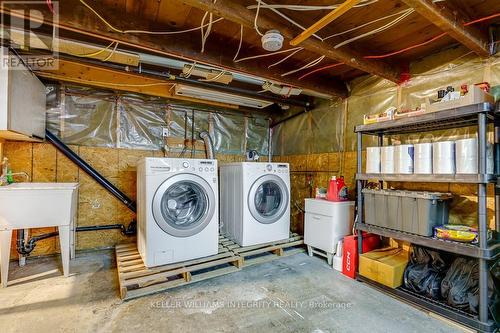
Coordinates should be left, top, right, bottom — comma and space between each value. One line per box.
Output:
362, 189, 451, 236
362, 189, 403, 231
400, 191, 452, 236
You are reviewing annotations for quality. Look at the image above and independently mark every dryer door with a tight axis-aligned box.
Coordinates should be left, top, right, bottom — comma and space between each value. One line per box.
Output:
152, 173, 215, 237
248, 174, 289, 224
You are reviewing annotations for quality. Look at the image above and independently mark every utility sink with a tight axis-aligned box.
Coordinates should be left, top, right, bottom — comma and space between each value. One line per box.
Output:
0, 182, 78, 287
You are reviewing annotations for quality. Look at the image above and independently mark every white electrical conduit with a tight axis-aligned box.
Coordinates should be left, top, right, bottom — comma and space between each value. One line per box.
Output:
281, 55, 325, 77
333, 9, 414, 49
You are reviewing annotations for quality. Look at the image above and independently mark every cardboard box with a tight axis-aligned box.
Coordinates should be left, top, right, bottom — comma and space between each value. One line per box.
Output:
359, 247, 409, 288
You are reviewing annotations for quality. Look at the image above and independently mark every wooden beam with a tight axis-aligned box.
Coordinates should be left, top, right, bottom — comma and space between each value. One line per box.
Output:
290, 0, 360, 46
0, 0, 348, 98
401, 0, 490, 57
35, 59, 238, 109
181, 0, 400, 83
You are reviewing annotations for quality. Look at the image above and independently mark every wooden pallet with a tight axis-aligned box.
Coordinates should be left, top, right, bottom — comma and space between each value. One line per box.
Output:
115, 241, 242, 300
222, 233, 305, 267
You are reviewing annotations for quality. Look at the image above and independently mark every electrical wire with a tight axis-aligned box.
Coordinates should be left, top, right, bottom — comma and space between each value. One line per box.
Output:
281, 55, 325, 77
72, 41, 116, 58
363, 12, 500, 59
334, 9, 414, 49
255, 1, 324, 41
364, 33, 448, 59
46, 0, 55, 15
234, 47, 302, 63
102, 42, 119, 61
181, 62, 197, 79
254, 0, 264, 36
323, 9, 413, 41
268, 48, 304, 68
247, 1, 378, 11
298, 62, 344, 80
79, 0, 223, 35
233, 25, 244, 61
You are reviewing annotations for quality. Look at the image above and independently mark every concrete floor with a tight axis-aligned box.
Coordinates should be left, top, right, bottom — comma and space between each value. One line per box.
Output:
0, 251, 461, 333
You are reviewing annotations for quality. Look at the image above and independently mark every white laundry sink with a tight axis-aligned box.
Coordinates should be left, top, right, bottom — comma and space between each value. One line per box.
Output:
0, 182, 78, 287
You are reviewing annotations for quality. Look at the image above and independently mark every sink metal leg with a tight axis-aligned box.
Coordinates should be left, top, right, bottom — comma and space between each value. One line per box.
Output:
58, 225, 70, 277
0, 229, 12, 287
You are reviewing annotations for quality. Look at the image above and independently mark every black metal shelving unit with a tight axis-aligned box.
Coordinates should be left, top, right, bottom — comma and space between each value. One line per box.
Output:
354, 102, 499, 332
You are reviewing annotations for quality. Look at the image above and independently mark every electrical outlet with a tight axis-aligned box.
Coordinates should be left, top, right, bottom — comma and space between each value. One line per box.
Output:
162, 127, 169, 137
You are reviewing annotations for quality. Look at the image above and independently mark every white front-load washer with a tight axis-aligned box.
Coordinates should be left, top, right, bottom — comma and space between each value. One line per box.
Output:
137, 157, 218, 267
220, 162, 290, 246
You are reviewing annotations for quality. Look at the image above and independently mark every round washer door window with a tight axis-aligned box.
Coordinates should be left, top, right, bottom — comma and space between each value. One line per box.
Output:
248, 174, 289, 224
152, 174, 215, 237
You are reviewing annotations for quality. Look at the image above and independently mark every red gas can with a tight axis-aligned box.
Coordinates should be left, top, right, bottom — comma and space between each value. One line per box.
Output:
342, 232, 381, 279
326, 176, 348, 202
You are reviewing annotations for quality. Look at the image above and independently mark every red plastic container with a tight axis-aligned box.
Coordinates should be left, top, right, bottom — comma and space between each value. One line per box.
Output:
326, 176, 348, 202
342, 232, 381, 279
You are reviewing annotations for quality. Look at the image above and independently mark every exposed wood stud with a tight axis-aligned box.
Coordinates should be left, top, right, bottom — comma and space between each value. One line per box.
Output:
401, 0, 490, 57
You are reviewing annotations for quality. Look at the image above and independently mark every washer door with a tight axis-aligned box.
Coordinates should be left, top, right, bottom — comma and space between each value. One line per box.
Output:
152, 174, 215, 237
248, 174, 289, 224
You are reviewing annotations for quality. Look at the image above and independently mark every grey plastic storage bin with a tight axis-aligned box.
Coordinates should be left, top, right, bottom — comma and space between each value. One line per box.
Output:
362, 189, 451, 236
400, 191, 451, 236
362, 189, 403, 230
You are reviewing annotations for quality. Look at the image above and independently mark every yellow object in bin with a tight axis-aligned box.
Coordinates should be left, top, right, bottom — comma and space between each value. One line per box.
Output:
359, 247, 409, 288
434, 225, 477, 243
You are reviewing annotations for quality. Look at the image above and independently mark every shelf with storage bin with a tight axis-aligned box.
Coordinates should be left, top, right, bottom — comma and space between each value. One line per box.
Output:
354, 102, 495, 135
356, 223, 500, 260
356, 173, 496, 184
354, 102, 498, 332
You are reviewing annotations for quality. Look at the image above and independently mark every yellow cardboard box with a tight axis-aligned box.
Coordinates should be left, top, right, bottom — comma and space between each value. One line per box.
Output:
359, 247, 409, 288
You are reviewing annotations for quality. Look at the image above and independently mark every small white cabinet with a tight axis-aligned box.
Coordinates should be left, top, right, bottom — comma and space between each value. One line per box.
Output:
0, 47, 46, 141
304, 199, 354, 256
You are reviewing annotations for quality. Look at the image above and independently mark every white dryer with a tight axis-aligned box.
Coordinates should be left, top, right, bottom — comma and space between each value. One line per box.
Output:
220, 162, 290, 246
137, 157, 218, 267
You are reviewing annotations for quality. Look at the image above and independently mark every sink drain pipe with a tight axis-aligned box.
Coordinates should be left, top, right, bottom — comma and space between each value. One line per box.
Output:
16, 131, 138, 256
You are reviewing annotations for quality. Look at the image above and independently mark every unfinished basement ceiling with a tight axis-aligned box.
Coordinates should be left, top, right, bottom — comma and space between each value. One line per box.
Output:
2, 0, 499, 100
98, 0, 499, 82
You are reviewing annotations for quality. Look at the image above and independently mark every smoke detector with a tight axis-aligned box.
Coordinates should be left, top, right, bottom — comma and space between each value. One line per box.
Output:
261, 30, 284, 52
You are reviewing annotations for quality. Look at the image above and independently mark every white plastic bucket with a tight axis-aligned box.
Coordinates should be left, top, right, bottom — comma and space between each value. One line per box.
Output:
366, 147, 381, 173
433, 141, 455, 174
414, 143, 433, 174
395, 144, 414, 174
381, 146, 395, 174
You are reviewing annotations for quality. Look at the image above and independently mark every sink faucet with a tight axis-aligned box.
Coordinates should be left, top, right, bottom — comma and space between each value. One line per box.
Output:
0, 158, 30, 185
0, 172, 30, 185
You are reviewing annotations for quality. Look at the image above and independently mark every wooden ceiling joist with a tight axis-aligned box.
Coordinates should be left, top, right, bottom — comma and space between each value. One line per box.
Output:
0, 0, 348, 98
181, 0, 400, 83
401, 0, 490, 57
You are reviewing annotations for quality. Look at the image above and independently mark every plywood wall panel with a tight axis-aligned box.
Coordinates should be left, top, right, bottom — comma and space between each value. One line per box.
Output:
32, 143, 57, 182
